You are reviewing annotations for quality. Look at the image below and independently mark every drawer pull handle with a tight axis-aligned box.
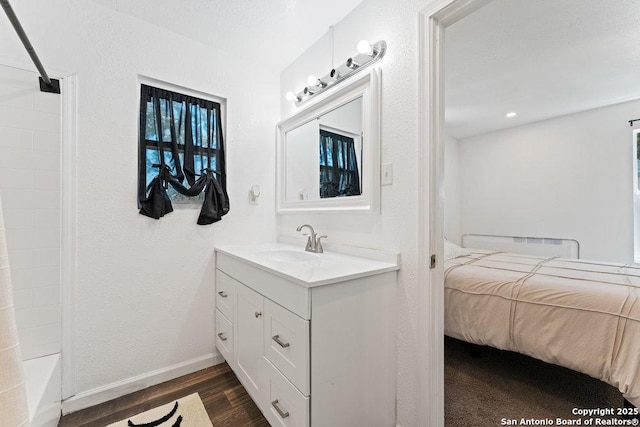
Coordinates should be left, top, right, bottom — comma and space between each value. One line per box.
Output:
255, 311, 262, 318
218, 291, 228, 298
272, 335, 290, 348
271, 399, 290, 419
217, 332, 227, 341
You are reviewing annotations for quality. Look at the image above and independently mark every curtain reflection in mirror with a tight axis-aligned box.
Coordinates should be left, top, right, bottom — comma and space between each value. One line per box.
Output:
319, 129, 361, 198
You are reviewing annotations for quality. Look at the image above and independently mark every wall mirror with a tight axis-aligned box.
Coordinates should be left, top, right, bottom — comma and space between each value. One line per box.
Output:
276, 68, 381, 214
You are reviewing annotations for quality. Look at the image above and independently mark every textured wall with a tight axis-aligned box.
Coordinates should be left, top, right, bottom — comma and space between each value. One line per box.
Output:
0, 0, 279, 405
279, 1, 437, 425
444, 134, 461, 245
457, 99, 640, 262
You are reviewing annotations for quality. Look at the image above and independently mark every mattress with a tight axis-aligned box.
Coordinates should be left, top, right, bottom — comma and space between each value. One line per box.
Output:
444, 249, 640, 406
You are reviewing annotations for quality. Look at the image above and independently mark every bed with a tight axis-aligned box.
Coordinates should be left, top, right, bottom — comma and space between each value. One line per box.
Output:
444, 247, 640, 406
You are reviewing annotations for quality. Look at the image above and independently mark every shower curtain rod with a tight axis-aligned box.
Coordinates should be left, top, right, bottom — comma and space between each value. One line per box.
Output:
630, 118, 640, 127
1, 0, 60, 94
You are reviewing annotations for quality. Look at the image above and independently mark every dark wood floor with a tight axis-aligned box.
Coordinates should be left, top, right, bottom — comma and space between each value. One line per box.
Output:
58, 362, 269, 427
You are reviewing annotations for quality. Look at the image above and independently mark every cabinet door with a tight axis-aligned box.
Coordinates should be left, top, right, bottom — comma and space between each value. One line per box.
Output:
235, 282, 266, 408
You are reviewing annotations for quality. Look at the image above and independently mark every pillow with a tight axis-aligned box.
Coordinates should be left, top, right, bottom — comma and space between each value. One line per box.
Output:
444, 238, 471, 260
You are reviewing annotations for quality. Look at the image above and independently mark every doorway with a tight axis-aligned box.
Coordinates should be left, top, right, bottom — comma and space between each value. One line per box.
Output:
417, 1, 493, 425
420, 0, 640, 424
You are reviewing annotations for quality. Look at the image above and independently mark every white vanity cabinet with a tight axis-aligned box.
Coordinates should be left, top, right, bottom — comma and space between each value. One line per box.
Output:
214, 244, 398, 427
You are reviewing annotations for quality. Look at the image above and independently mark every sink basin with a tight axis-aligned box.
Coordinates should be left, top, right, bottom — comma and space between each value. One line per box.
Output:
257, 249, 320, 263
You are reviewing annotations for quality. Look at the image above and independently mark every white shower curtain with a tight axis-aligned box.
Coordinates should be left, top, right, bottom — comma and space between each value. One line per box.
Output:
0, 193, 29, 426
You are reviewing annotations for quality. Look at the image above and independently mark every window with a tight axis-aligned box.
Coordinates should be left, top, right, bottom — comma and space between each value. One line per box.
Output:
318, 127, 361, 198
138, 83, 229, 224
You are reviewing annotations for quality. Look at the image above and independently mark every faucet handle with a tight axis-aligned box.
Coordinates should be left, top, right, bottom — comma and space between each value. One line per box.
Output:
302, 233, 313, 251
316, 235, 327, 253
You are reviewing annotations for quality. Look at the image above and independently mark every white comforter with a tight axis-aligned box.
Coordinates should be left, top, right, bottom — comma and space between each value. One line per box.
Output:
444, 249, 640, 406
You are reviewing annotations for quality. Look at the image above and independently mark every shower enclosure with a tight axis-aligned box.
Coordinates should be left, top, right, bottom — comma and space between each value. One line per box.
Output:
0, 63, 62, 426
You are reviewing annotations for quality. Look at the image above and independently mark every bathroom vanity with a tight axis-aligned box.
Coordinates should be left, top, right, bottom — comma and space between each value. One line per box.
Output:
214, 242, 398, 426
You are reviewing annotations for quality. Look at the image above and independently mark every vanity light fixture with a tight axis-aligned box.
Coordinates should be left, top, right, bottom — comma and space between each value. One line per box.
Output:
285, 39, 387, 106
357, 39, 377, 56
345, 57, 359, 69
285, 91, 302, 102
307, 75, 327, 88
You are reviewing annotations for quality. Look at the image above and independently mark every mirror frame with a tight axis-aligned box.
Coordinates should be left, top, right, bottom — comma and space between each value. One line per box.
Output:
276, 67, 381, 214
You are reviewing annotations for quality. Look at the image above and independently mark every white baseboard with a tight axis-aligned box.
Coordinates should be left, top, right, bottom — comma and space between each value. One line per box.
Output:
62, 352, 225, 415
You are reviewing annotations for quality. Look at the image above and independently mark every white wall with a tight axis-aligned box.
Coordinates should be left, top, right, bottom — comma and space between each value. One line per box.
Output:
456, 99, 640, 262
279, 1, 436, 425
0, 65, 61, 361
444, 134, 461, 245
0, 0, 279, 409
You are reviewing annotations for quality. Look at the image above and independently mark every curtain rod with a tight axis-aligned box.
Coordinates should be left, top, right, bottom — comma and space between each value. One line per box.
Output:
630, 119, 640, 127
1, 0, 60, 94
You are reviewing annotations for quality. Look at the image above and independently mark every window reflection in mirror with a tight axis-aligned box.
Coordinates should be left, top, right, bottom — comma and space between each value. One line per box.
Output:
319, 127, 361, 198
284, 96, 363, 202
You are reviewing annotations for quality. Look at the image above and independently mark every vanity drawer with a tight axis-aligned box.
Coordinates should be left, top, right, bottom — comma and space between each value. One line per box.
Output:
216, 252, 310, 319
263, 299, 310, 396
264, 358, 310, 427
216, 270, 237, 320
215, 309, 234, 363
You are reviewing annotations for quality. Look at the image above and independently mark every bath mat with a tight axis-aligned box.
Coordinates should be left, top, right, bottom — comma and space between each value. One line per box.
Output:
106, 392, 212, 427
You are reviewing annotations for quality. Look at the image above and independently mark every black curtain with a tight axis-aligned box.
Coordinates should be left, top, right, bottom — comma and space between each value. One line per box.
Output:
319, 129, 361, 198
138, 84, 229, 224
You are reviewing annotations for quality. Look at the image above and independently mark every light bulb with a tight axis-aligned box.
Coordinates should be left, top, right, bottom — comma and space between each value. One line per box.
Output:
357, 39, 373, 56
307, 75, 326, 88
285, 91, 300, 102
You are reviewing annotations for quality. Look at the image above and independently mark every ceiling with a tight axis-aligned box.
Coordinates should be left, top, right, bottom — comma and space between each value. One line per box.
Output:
445, 0, 640, 139
89, 0, 363, 72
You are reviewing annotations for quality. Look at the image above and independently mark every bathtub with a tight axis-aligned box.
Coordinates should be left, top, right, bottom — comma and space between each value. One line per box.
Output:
23, 354, 61, 427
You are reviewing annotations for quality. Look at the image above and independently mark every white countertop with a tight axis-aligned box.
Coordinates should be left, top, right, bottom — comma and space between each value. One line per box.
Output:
215, 243, 399, 287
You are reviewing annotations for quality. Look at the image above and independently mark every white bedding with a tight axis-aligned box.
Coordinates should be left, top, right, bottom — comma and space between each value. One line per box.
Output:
444, 249, 640, 406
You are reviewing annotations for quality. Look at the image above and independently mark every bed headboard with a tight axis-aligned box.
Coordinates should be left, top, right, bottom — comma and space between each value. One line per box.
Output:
461, 234, 580, 259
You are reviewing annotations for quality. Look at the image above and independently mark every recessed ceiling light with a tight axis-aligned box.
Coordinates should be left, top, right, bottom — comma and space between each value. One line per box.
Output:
506, 111, 517, 118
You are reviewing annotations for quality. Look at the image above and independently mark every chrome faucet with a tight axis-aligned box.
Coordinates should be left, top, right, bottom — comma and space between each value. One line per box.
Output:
296, 224, 327, 253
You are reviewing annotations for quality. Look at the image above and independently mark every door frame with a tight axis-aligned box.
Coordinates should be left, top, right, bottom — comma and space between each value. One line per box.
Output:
417, 1, 493, 424
61, 73, 78, 400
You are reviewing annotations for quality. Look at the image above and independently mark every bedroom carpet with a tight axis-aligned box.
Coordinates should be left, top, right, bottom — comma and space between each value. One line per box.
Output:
444, 336, 624, 426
